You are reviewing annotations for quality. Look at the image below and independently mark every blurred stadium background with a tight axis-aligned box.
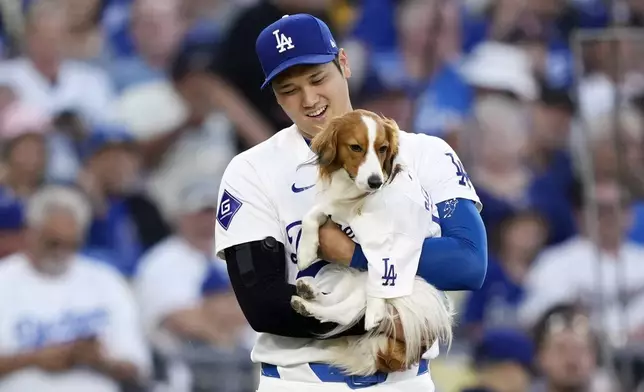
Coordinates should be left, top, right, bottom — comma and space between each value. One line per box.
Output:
1, 0, 644, 391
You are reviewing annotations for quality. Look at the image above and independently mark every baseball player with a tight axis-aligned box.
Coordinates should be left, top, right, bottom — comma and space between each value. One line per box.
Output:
215, 14, 488, 392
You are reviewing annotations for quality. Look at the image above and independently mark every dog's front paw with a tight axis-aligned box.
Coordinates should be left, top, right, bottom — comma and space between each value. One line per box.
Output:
291, 296, 313, 317
296, 278, 321, 300
297, 239, 319, 270
365, 297, 387, 331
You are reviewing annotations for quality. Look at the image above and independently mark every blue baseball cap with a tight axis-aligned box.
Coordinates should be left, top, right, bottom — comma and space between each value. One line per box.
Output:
82, 125, 135, 160
256, 14, 339, 89
201, 264, 231, 295
473, 328, 535, 371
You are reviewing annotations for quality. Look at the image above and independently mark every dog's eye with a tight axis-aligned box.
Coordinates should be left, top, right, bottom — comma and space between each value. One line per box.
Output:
349, 144, 363, 152
379, 145, 388, 154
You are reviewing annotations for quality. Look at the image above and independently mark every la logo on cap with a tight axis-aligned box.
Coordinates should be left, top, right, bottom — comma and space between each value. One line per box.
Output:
273, 28, 294, 53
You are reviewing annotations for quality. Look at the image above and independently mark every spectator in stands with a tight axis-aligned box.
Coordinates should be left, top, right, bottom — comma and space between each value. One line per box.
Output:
467, 94, 532, 232
78, 126, 170, 277
462, 328, 534, 392
581, 106, 644, 245
0, 102, 50, 200
115, 37, 240, 218
0, 199, 25, 258
463, 210, 548, 340
0, 0, 114, 124
62, 0, 110, 64
349, 0, 470, 141
0, 185, 151, 392
526, 83, 576, 244
107, 0, 185, 92
178, 268, 256, 392
134, 181, 248, 392
0, 102, 50, 258
520, 178, 644, 344
586, 107, 644, 198
531, 304, 615, 392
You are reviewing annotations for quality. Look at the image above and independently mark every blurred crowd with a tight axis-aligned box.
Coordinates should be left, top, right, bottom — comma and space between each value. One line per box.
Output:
1, 0, 644, 391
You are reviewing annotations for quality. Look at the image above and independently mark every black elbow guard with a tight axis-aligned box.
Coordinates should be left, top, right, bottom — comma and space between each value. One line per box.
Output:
223, 237, 290, 332
223, 238, 367, 338
224, 237, 286, 288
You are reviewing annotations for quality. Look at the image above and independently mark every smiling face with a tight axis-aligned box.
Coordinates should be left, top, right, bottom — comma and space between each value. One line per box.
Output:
272, 49, 353, 137
311, 110, 399, 192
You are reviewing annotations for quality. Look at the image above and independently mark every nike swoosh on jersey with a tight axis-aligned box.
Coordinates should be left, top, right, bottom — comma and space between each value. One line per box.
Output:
291, 183, 315, 193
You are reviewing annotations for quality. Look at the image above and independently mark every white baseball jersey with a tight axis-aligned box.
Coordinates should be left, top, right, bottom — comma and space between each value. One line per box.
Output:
215, 124, 480, 369
0, 253, 151, 392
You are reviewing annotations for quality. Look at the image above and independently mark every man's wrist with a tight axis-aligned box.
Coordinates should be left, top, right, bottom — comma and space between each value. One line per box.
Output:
350, 244, 368, 269
95, 359, 138, 382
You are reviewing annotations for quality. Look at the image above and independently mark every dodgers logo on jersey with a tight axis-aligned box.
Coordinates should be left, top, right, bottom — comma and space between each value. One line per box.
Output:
217, 190, 242, 230
273, 29, 295, 53
285, 220, 356, 265
14, 308, 108, 350
286, 220, 303, 264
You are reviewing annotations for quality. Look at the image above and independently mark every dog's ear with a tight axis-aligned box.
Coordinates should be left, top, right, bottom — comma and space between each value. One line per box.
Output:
310, 119, 342, 172
382, 117, 400, 177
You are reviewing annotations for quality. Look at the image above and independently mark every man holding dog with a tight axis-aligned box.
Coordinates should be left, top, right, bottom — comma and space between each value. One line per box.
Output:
215, 13, 487, 392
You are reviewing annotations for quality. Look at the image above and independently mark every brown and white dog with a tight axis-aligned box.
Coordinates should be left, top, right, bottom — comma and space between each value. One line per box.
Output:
292, 109, 454, 376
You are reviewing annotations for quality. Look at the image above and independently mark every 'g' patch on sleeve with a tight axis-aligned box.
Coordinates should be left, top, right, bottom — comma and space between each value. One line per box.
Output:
217, 190, 242, 230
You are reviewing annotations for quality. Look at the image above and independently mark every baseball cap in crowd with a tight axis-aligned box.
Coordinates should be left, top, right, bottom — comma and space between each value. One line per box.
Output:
0, 200, 24, 231
170, 23, 219, 82
200, 264, 231, 296
176, 181, 219, 214
473, 328, 535, 372
256, 14, 339, 89
82, 125, 135, 160
538, 81, 576, 114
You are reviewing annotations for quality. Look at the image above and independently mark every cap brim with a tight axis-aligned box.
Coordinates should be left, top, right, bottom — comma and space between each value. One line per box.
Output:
261, 54, 337, 89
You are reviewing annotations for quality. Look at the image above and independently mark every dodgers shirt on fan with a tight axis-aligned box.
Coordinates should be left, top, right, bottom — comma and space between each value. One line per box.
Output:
215, 121, 480, 371
0, 253, 151, 392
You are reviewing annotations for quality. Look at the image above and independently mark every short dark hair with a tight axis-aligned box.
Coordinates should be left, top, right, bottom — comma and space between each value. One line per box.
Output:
532, 303, 592, 351
271, 55, 343, 87
538, 81, 576, 114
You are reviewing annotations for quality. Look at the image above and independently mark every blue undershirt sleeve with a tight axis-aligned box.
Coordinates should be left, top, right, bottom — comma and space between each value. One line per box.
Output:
350, 198, 488, 291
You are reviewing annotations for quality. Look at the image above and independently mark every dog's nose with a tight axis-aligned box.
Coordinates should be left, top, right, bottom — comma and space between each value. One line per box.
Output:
367, 175, 383, 189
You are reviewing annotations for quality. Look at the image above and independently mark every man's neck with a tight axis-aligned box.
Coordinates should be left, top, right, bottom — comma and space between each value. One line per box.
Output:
29, 58, 60, 84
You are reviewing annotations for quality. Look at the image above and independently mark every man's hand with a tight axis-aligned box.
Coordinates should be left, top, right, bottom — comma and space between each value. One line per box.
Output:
71, 337, 139, 382
318, 220, 355, 266
71, 337, 105, 370
34, 343, 76, 372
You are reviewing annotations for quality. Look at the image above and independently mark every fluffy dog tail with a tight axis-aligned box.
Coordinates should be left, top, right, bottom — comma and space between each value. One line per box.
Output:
381, 278, 455, 365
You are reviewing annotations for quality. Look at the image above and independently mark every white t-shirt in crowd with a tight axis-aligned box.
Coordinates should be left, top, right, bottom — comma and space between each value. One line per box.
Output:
0, 253, 151, 392
519, 236, 644, 342
0, 58, 114, 123
134, 236, 221, 353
